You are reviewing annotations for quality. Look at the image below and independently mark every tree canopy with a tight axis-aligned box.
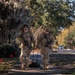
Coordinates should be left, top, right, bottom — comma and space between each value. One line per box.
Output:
0, 0, 75, 44
0, 0, 74, 31
56, 22, 75, 48
30, 0, 74, 29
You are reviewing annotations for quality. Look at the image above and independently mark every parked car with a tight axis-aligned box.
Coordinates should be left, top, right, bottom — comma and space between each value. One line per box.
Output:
29, 53, 43, 67
58, 46, 64, 50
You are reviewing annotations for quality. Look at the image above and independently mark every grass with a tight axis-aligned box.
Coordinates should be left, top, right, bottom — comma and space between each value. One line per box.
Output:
73, 72, 75, 75
0, 58, 19, 74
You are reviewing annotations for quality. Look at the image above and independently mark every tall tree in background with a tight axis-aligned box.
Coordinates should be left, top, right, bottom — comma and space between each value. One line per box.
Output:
0, 0, 31, 44
56, 22, 75, 48
0, 0, 75, 45
66, 22, 75, 48
29, 0, 75, 47
30, 0, 74, 29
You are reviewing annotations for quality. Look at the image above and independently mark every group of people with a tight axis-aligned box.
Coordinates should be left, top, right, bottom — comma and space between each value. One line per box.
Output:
16, 24, 54, 69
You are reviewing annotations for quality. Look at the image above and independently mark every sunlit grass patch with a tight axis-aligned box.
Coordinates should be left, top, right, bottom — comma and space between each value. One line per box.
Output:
0, 58, 19, 74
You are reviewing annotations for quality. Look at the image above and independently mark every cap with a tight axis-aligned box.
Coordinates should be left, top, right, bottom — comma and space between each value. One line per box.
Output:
23, 24, 28, 28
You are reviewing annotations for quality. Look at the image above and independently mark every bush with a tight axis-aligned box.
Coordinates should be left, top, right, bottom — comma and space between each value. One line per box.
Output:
0, 45, 18, 58
0, 60, 16, 74
73, 72, 75, 75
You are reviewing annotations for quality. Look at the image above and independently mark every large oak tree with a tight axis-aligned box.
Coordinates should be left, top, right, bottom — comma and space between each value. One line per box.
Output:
0, 0, 75, 45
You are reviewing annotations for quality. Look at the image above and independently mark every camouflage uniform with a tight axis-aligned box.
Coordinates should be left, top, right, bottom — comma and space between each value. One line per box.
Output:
16, 25, 34, 69
38, 29, 54, 68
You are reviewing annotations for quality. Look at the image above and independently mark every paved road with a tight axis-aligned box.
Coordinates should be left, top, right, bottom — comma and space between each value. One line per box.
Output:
7, 69, 71, 75
7, 72, 63, 75
5, 64, 75, 75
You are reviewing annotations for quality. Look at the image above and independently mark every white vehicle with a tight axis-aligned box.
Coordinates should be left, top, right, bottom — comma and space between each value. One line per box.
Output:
66, 48, 71, 50
58, 46, 65, 50
29, 53, 43, 64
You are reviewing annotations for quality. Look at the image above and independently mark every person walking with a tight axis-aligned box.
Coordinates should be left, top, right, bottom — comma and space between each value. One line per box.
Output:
16, 24, 34, 69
